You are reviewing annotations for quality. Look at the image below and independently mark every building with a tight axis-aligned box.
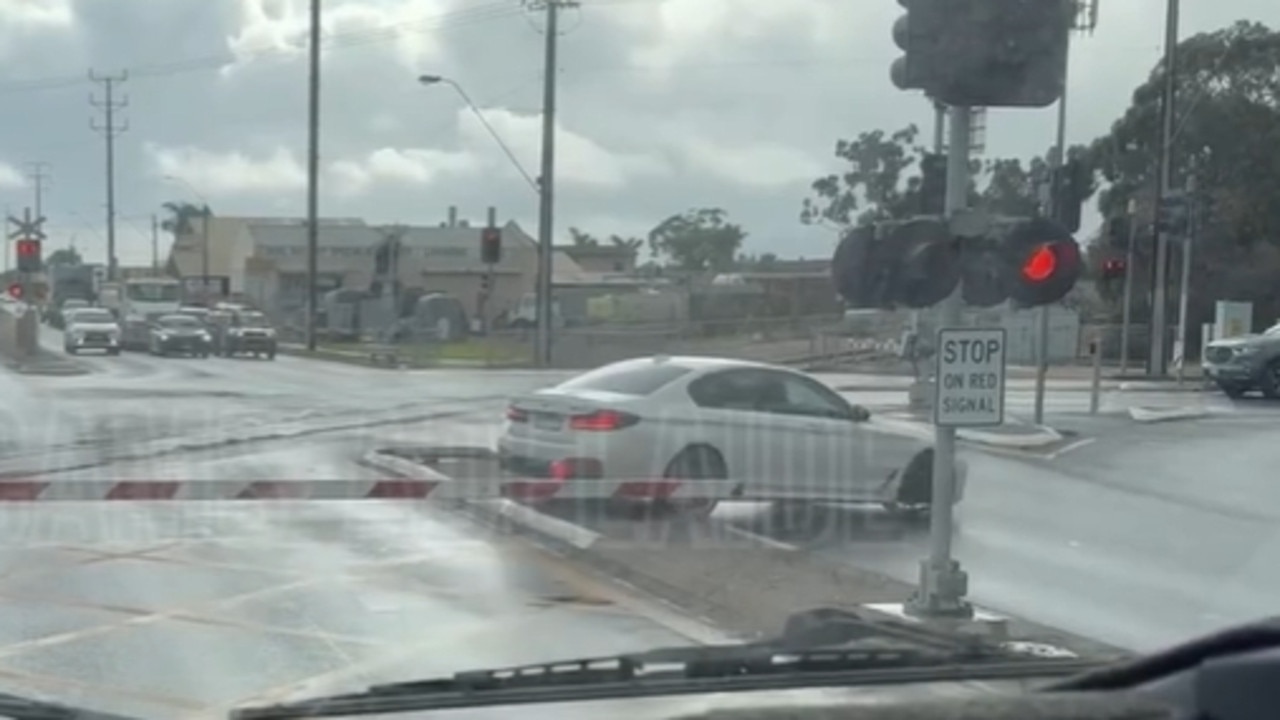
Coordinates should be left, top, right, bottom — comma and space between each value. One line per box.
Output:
558, 243, 639, 274
165, 208, 589, 324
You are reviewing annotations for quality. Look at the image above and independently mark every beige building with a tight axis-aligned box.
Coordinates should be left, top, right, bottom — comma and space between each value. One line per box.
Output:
166, 211, 590, 324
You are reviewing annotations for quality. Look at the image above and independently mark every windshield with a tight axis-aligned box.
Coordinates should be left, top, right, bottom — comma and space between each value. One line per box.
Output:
4, 4, 1273, 718
70, 309, 114, 324
126, 282, 181, 302
158, 316, 201, 329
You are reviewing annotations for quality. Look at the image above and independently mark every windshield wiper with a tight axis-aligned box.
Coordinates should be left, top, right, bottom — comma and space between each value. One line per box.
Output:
0, 690, 142, 720
230, 609, 1106, 720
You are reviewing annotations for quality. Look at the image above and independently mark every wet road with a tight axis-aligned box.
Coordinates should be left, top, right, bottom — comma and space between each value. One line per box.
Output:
5, 338, 1278, 716
371, 401, 1280, 655
0, 347, 704, 718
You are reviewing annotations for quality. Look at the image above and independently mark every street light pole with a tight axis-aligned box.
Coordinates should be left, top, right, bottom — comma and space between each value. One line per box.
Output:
417, 75, 539, 193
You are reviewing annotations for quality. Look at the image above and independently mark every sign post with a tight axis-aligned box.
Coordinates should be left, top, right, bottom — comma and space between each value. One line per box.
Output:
934, 327, 1007, 428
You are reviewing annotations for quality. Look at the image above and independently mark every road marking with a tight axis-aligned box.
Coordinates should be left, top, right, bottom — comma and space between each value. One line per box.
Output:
720, 523, 800, 552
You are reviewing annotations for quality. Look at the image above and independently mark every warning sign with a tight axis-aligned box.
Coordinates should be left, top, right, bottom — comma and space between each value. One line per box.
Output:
934, 327, 1006, 427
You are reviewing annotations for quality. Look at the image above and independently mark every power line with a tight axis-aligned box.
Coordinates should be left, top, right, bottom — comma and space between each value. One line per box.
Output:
90, 69, 128, 282
24, 162, 50, 218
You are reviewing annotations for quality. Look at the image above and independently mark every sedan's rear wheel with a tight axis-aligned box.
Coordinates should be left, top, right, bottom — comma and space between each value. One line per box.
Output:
658, 445, 726, 518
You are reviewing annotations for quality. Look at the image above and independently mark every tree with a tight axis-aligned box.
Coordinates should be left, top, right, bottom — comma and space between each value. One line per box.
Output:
568, 227, 598, 247
1087, 20, 1280, 332
608, 234, 643, 252
801, 122, 1087, 228
45, 247, 81, 267
160, 201, 211, 238
648, 208, 745, 272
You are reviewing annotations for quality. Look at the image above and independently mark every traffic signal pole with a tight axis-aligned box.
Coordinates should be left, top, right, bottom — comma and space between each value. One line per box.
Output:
907, 104, 972, 619
1119, 199, 1138, 375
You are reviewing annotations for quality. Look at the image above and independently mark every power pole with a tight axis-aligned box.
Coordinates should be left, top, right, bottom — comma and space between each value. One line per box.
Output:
528, 0, 578, 368
304, 0, 321, 351
25, 162, 50, 219
1149, 0, 1180, 375
150, 214, 160, 272
90, 70, 128, 282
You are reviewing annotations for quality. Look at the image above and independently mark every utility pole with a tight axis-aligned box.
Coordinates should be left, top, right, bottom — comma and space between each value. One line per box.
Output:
304, 0, 321, 351
1175, 167, 1196, 385
528, 0, 577, 368
1033, 9, 1081, 425
90, 70, 128, 282
1118, 198, 1138, 375
25, 162, 50, 219
150, 214, 160, 272
1149, 0, 1180, 376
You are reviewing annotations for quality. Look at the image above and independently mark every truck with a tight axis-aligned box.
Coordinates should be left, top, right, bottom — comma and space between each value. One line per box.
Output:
101, 277, 183, 351
44, 265, 98, 329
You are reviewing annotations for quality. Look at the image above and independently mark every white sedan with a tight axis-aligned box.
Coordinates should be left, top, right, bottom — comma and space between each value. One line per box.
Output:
63, 307, 122, 355
497, 356, 966, 513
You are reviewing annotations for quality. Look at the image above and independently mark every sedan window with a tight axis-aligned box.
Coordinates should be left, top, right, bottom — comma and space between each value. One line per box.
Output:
689, 369, 856, 421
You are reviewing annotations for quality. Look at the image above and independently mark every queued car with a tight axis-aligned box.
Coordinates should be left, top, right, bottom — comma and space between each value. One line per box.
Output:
497, 355, 964, 516
148, 314, 212, 358
1202, 323, 1280, 398
62, 307, 121, 355
221, 310, 278, 360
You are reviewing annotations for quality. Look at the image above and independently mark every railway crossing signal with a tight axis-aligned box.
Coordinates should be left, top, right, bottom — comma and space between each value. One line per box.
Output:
9, 207, 46, 273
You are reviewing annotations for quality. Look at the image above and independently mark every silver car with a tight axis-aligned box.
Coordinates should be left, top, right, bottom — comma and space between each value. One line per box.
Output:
63, 307, 122, 355
497, 356, 965, 515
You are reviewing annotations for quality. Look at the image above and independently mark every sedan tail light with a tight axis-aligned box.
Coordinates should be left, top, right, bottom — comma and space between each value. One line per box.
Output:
568, 409, 639, 432
506, 406, 529, 423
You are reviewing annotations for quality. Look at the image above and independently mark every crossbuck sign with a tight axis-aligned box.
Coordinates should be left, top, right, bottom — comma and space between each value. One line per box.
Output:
934, 327, 1007, 427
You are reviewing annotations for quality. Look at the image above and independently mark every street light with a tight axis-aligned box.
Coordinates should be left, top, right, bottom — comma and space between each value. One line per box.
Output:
162, 174, 212, 304
417, 75, 539, 192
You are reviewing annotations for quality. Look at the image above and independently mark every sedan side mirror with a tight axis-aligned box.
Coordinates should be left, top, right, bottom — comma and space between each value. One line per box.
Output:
850, 405, 871, 422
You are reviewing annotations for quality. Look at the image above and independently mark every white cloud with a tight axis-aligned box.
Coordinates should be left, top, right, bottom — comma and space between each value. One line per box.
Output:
146, 144, 307, 196
460, 107, 669, 188
0, 162, 24, 189
222, 0, 458, 78
0, 0, 74, 29
675, 135, 824, 189
602, 0, 844, 79
329, 147, 478, 197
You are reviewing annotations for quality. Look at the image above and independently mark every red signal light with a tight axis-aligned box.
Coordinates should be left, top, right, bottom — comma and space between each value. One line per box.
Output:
15, 239, 38, 257
6, 283, 22, 300
1022, 244, 1057, 282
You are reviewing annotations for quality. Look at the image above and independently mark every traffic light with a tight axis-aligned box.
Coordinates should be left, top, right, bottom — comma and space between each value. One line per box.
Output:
1106, 216, 1130, 249
831, 224, 894, 309
885, 217, 959, 308
958, 236, 1012, 308
919, 153, 946, 215
1052, 159, 1089, 233
480, 227, 502, 265
998, 216, 1081, 307
1100, 258, 1126, 281
901, 0, 1074, 108
15, 238, 41, 273
1155, 194, 1189, 236
890, 0, 949, 92
6, 282, 21, 300
373, 238, 400, 276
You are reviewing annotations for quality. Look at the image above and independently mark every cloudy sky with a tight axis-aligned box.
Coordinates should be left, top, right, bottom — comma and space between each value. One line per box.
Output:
0, 0, 1270, 268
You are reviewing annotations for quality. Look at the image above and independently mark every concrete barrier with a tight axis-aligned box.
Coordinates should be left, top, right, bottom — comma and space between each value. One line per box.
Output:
0, 299, 38, 364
